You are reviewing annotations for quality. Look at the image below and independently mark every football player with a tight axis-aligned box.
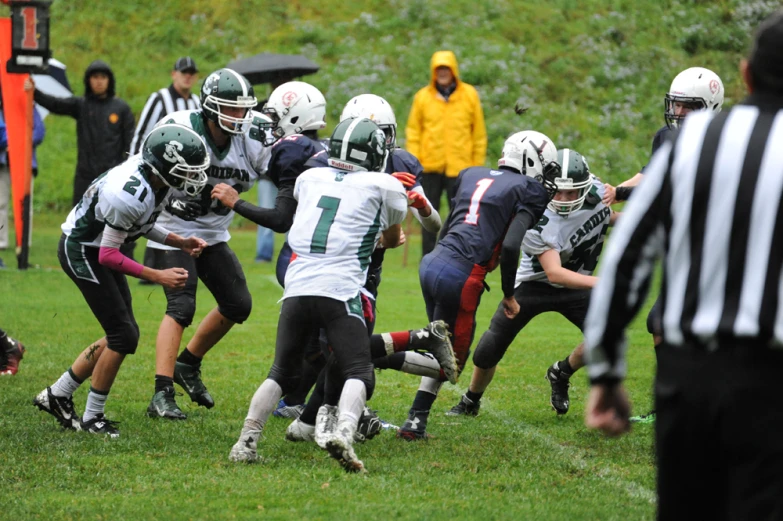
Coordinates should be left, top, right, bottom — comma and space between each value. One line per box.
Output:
602, 67, 724, 423
33, 124, 210, 437
142, 69, 270, 419
0, 328, 25, 376
447, 149, 618, 417
397, 130, 557, 440
229, 118, 408, 473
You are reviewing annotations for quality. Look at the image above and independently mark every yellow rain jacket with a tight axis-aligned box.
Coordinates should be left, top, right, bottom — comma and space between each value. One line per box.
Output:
405, 51, 487, 177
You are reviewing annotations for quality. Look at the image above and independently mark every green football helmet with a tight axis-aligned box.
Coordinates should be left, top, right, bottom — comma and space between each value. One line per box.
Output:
142, 123, 210, 196
327, 117, 388, 172
549, 148, 592, 216
200, 68, 257, 134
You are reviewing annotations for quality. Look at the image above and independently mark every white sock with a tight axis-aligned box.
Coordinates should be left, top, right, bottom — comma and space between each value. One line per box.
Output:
401, 352, 442, 379
244, 379, 283, 432
50, 369, 83, 398
336, 379, 366, 439
380, 333, 396, 356
83, 387, 108, 422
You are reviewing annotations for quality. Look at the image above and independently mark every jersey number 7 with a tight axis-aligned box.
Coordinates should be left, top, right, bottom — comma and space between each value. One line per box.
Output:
464, 178, 494, 225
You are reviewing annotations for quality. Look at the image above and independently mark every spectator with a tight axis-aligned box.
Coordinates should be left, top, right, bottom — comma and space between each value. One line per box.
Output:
25, 60, 134, 207
405, 50, 487, 257
0, 86, 45, 268
130, 56, 201, 278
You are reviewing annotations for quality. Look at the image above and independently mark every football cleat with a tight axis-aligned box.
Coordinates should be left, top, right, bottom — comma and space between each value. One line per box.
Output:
630, 410, 656, 424
314, 405, 338, 449
546, 362, 571, 415
446, 394, 480, 417
80, 414, 120, 438
273, 399, 305, 419
146, 387, 187, 420
0, 337, 25, 376
354, 407, 382, 443
396, 409, 430, 441
174, 361, 215, 409
33, 387, 81, 431
409, 321, 459, 385
325, 433, 366, 474
285, 419, 316, 442
229, 428, 262, 463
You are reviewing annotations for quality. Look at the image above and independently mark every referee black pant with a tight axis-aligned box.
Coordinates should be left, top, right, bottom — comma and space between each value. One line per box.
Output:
656, 343, 783, 521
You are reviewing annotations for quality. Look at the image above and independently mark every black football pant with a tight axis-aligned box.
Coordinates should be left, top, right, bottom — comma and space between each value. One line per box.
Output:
656, 344, 783, 520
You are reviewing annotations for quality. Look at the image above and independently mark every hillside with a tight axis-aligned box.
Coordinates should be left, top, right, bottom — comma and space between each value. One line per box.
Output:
31, 0, 779, 210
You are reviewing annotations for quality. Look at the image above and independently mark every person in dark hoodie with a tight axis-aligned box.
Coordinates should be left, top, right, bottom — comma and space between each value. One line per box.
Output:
24, 60, 135, 206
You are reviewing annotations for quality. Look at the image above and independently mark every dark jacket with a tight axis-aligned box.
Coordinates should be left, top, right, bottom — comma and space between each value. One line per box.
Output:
33, 59, 134, 183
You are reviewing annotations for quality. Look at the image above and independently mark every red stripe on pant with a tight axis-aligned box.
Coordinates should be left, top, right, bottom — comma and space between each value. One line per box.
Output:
453, 264, 487, 370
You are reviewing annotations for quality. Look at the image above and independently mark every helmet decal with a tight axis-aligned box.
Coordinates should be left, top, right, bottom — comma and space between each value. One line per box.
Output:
162, 141, 185, 164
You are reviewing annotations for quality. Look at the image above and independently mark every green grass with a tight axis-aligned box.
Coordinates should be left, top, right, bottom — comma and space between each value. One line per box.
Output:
1, 216, 658, 520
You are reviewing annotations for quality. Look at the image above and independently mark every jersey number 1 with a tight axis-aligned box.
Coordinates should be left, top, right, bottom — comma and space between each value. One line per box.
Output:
464, 178, 494, 225
310, 196, 341, 253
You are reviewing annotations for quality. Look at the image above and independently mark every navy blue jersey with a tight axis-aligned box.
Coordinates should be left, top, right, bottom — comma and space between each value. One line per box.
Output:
641, 125, 670, 173
439, 166, 548, 269
305, 147, 423, 189
267, 134, 326, 187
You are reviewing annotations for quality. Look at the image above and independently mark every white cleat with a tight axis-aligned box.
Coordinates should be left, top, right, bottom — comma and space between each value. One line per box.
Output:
229, 429, 261, 463
325, 433, 366, 474
427, 320, 459, 385
314, 405, 338, 449
286, 419, 316, 442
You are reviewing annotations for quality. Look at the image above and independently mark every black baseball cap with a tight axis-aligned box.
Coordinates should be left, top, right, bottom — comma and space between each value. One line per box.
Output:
173, 56, 198, 73
748, 10, 783, 91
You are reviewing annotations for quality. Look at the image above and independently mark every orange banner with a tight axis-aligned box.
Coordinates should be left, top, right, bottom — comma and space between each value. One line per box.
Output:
0, 17, 33, 266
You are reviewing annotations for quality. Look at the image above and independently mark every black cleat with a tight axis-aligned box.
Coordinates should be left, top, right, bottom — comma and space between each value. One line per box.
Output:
174, 361, 214, 409
147, 386, 187, 420
33, 387, 81, 430
446, 394, 480, 416
80, 414, 120, 438
545, 362, 571, 415
397, 409, 430, 441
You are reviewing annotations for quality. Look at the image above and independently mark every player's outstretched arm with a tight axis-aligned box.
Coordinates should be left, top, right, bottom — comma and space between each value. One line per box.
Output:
215, 182, 297, 233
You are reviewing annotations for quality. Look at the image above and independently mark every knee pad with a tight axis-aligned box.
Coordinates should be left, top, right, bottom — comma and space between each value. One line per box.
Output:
218, 292, 252, 324
166, 293, 196, 328
344, 365, 375, 400
106, 321, 140, 355
472, 332, 507, 369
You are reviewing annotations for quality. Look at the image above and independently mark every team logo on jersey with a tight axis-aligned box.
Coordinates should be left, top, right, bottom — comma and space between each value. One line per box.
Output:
282, 91, 298, 107
162, 140, 185, 164
109, 113, 119, 124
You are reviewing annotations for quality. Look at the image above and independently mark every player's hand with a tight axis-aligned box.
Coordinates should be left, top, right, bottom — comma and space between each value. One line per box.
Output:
155, 267, 189, 290
211, 183, 240, 209
181, 237, 207, 258
407, 191, 428, 210
23, 77, 35, 92
166, 197, 202, 221
602, 184, 616, 206
398, 229, 406, 246
585, 383, 631, 437
392, 172, 417, 188
501, 295, 520, 319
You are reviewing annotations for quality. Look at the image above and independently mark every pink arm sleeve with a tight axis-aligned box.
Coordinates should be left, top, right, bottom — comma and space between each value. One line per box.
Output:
98, 247, 145, 277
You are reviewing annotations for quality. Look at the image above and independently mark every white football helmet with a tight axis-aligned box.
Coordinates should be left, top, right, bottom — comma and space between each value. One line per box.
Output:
262, 81, 326, 144
340, 94, 397, 149
498, 130, 559, 198
665, 67, 724, 129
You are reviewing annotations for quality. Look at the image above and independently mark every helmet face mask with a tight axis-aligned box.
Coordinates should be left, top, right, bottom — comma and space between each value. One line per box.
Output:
340, 94, 397, 150
664, 67, 724, 129
262, 81, 327, 144
200, 69, 257, 135
142, 123, 210, 196
327, 117, 389, 173
549, 148, 592, 216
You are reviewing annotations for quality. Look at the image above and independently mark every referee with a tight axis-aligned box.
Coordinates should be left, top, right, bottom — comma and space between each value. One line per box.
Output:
584, 10, 783, 520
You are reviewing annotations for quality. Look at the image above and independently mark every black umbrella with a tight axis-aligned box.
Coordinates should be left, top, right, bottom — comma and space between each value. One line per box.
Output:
226, 53, 319, 86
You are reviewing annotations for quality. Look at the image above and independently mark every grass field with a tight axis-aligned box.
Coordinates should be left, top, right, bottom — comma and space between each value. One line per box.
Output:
0, 214, 659, 520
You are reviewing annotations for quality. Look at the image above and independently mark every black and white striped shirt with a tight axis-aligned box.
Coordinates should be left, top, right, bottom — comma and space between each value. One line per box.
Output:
129, 85, 201, 155
585, 93, 783, 384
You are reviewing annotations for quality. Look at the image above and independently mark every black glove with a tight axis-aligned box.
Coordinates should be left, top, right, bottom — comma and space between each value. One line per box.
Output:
166, 197, 202, 221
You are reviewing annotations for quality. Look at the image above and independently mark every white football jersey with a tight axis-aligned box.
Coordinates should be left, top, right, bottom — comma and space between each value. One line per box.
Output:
284, 167, 408, 301
516, 178, 611, 288
146, 109, 270, 249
